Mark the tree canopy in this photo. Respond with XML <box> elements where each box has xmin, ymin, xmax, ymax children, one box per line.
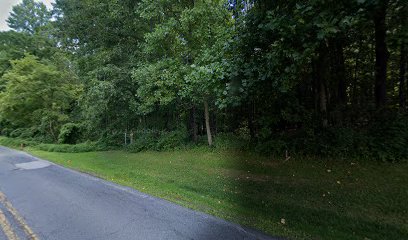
<box><xmin>7</xmin><ymin>0</ymin><xmax>52</xmax><ymax>34</ymax></box>
<box><xmin>0</xmin><ymin>0</ymin><xmax>407</xmax><ymax>160</ymax></box>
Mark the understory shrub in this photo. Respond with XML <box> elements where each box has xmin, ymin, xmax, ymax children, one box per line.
<box><xmin>255</xmin><ymin>114</ymin><xmax>408</xmax><ymax>162</ymax></box>
<box><xmin>213</xmin><ymin>133</ymin><xmax>251</xmax><ymax>150</ymax></box>
<box><xmin>126</xmin><ymin>128</ymin><xmax>188</xmax><ymax>152</ymax></box>
<box><xmin>255</xmin><ymin>139</ymin><xmax>287</xmax><ymax>155</ymax></box>
<box><xmin>156</xmin><ymin>128</ymin><xmax>189</xmax><ymax>150</ymax></box>
<box><xmin>1</xmin><ymin>128</ymin><xmax>12</xmax><ymax>137</ymax></box>
<box><xmin>0</xmin><ymin>136</ymin><xmax>39</xmax><ymax>148</ymax></box>
<box><xmin>366</xmin><ymin>114</ymin><xmax>408</xmax><ymax>162</ymax></box>
<box><xmin>36</xmin><ymin>141</ymin><xmax>106</xmax><ymax>153</ymax></box>
<box><xmin>58</xmin><ymin>123</ymin><xmax>82</xmax><ymax>144</ymax></box>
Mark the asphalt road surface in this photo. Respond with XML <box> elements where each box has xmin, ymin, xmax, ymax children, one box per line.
<box><xmin>0</xmin><ymin>146</ymin><xmax>276</xmax><ymax>240</ymax></box>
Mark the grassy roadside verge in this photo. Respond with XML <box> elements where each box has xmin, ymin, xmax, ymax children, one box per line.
<box><xmin>1</xmin><ymin>137</ymin><xmax>407</xmax><ymax>239</ymax></box>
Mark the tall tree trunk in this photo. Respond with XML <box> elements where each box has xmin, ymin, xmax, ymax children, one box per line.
<box><xmin>329</xmin><ymin>38</ymin><xmax>347</xmax><ymax>124</ymax></box>
<box><xmin>335</xmin><ymin>39</ymin><xmax>347</xmax><ymax>106</ymax></box>
<box><xmin>399</xmin><ymin>42</ymin><xmax>407</xmax><ymax>109</ymax></box>
<box><xmin>204</xmin><ymin>100</ymin><xmax>213</xmax><ymax>146</ymax></box>
<box><xmin>316</xmin><ymin>44</ymin><xmax>330</xmax><ymax>127</ymax></box>
<box><xmin>319</xmin><ymin>79</ymin><xmax>328</xmax><ymax>127</ymax></box>
<box><xmin>374</xmin><ymin>0</ymin><xmax>389</xmax><ymax>108</ymax></box>
<box><xmin>248</xmin><ymin>101</ymin><xmax>256</xmax><ymax>141</ymax></box>
<box><xmin>189</xmin><ymin>106</ymin><xmax>198</xmax><ymax>142</ymax></box>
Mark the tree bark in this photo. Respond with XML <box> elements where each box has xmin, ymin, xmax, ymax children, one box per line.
<box><xmin>335</xmin><ymin>39</ymin><xmax>347</xmax><ymax>106</ymax></box>
<box><xmin>319</xmin><ymin>79</ymin><xmax>328</xmax><ymax>127</ymax></box>
<box><xmin>374</xmin><ymin>0</ymin><xmax>389</xmax><ymax>108</ymax></box>
<box><xmin>316</xmin><ymin>44</ymin><xmax>330</xmax><ymax>127</ymax></box>
<box><xmin>204</xmin><ymin>100</ymin><xmax>213</xmax><ymax>146</ymax></box>
<box><xmin>189</xmin><ymin>106</ymin><xmax>198</xmax><ymax>142</ymax></box>
<box><xmin>248</xmin><ymin>101</ymin><xmax>256</xmax><ymax>140</ymax></box>
<box><xmin>399</xmin><ymin>41</ymin><xmax>407</xmax><ymax>109</ymax></box>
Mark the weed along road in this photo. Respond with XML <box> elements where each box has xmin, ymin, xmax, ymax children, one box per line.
<box><xmin>0</xmin><ymin>147</ymin><xmax>275</xmax><ymax>240</ymax></box>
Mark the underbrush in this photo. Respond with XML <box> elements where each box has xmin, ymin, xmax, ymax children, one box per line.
<box><xmin>125</xmin><ymin>128</ymin><xmax>189</xmax><ymax>152</ymax></box>
<box><xmin>0</xmin><ymin>136</ymin><xmax>39</xmax><ymax>148</ymax></box>
<box><xmin>0</xmin><ymin>136</ymin><xmax>107</xmax><ymax>153</ymax></box>
<box><xmin>2</xmin><ymin>114</ymin><xmax>408</xmax><ymax>161</ymax></box>
<box><xmin>35</xmin><ymin>142</ymin><xmax>108</xmax><ymax>153</ymax></box>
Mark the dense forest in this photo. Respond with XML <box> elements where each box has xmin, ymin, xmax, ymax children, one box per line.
<box><xmin>0</xmin><ymin>0</ymin><xmax>407</xmax><ymax>160</ymax></box>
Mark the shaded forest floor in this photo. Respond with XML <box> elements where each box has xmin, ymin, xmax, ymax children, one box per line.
<box><xmin>17</xmin><ymin>147</ymin><xmax>407</xmax><ymax>240</ymax></box>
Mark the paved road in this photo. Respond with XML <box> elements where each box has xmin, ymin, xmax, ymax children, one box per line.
<box><xmin>0</xmin><ymin>146</ymin><xmax>276</xmax><ymax>240</ymax></box>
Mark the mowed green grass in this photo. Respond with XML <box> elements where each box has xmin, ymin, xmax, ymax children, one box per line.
<box><xmin>27</xmin><ymin>148</ymin><xmax>408</xmax><ymax>240</ymax></box>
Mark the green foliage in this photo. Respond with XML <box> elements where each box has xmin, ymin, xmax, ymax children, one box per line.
<box><xmin>132</xmin><ymin>59</ymin><xmax>184</xmax><ymax>114</ymax></box>
<box><xmin>255</xmin><ymin>116</ymin><xmax>408</xmax><ymax>161</ymax></box>
<box><xmin>0</xmin><ymin>128</ymin><xmax>12</xmax><ymax>137</ymax></box>
<box><xmin>156</xmin><ymin>128</ymin><xmax>189</xmax><ymax>150</ymax></box>
<box><xmin>126</xmin><ymin>128</ymin><xmax>189</xmax><ymax>152</ymax></box>
<box><xmin>212</xmin><ymin>133</ymin><xmax>250</xmax><ymax>150</ymax></box>
<box><xmin>35</xmin><ymin>142</ymin><xmax>105</xmax><ymax>153</ymax></box>
<box><xmin>58</xmin><ymin>123</ymin><xmax>82</xmax><ymax>144</ymax></box>
<box><xmin>0</xmin><ymin>54</ymin><xmax>80</xmax><ymax>140</ymax></box>
<box><xmin>255</xmin><ymin>139</ymin><xmax>288</xmax><ymax>156</ymax></box>
<box><xmin>7</xmin><ymin>0</ymin><xmax>52</xmax><ymax>34</ymax></box>
<box><xmin>0</xmin><ymin>136</ymin><xmax>39</xmax><ymax>148</ymax></box>
<box><xmin>9</xmin><ymin>128</ymin><xmax>38</xmax><ymax>139</ymax></box>
<box><xmin>1</xmin><ymin>0</ymin><xmax>407</xmax><ymax>163</ymax></box>
<box><xmin>367</xmin><ymin>113</ymin><xmax>408</xmax><ymax>161</ymax></box>
<box><xmin>126</xmin><ymin>130</ymin><xmax>157</xmax><ymax>152</ymax></box>
<box><xmin>54</xmin><ymin>0</ymin><xmax>144</xmax><ymax>133</ymax></box>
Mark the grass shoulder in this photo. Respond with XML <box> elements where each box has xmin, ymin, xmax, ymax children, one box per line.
<box><xmin>13</xmin><ymin>145</ymin><xmax>406</xmax><ymax>240</ymax></box>
<box><xmin>1</xmin><ymin>136</ymin><xmax>407</xmax><ymax>239</ymax></box>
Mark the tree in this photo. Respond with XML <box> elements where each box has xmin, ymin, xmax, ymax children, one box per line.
<box><xmin>0</xmin><ymin>55</ymin><xmax>80</xmax><ymax>139</ymax></box>
<box><xmin>7</xmin><ymin>0</ymin><xmax>52</xmax><ymax>34</ymax></box>
<box><xmin>135</xmin><ymin>0</ymin><xmax>231</xmax><ymax>146</ymax></box>
<box><xmin>373</xmin><ymin>0</ymin><xmax>390</xmax><ymax>108</ymax></box>
<box><xmin>54</xmin><ymin>0</ymin><xmax>147</xmax><ymax>139</ymax></box>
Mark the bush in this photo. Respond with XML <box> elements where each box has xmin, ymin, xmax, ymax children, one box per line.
<box><xmin>255</xmin><ymin>139</ymin><xmax>287</xmax><ymax>155</ymax></box>
<box><xmin>253</xmin><ymin>113</ymin><xmax>408</xmax><ymax>162</ymax></box>
<box><xmin>97</xmin><ymin>131</ymin><xmax>125</xmax><ymax>147</ymax></box>
<box><xmin>8</xmin><ymin>128</ymin><xmax>38</xmax><ymax>139</ymax></box>
<box><xmin>19</xmin><ymin>128</ymin><xmax>39</xmax><ymax>139</ymax></box>
<box><xmin>291</xmin><ymin>127</ymin><xmax>364</xmax><ymax>157</ymax></box>
<box><xmin>126</xmin><ymin>130</ymin><xmax>157</xmax><ymax>152</ymax></box>
<box><xmin>156</xmin><ymin>128</ymin><xmax>188</xmax><ymax>150</ymax></box>
<box><xmin>366</xmin><ymin>114</ymin><xmax>408</xmax><ymax>162</ymax></box>
<box><xmin>9</xmin><ymin>129</ymin><xmax>26</xmax><ymax>138</ymax></box>
<box><xmin>126</xmin><ymin>128</ymin><xmax>189</xmax><ymax>152</ymax></box>
<box><xmin>58</xmin><ymin>123</ymin><xmax>82</xmax><ymax>144</ymax></box>
<box><xmin>213</xmin><ymin>133</ymin><xmax>250</xmax><ymax>150</ymax></box>
<box><xmin>1</xmin><ymin>128</ymin><xmax>12</xmax><ymax>137</ymax></box>
<box><xmin>36</xmin><ymin>141</ymin><xmax>106</xmax><ymax>153</ymax></box>
<box><xmin>0</xmin><ymin>136</ymin><xmax>39</xmax><ymax>148</ymax></box>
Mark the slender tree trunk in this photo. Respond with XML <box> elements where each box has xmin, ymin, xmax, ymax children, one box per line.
<box><xmin>374</xmin><ymin>0</ymin><xmax>389</xmax><ymax>108</ymax></box>
<box><xmin>351</xmin><ymin>38</ymin><xmax>362</xmax><ymax>108</ymax></box>
<box><xmin>399</xmin><ymin>42</ymin><xmax>407</xmax><ymax>109</ymax></box>
<box><xmin>189</xmin><ymin>106</ymin><xmax>198</xmax><ymax>142</ymax></box>
<box><xmin>204</xmin><ymin>100</ymin><xmax>213</xmax><ymax>146</ymax></box>
<box><xmin>319</xmin><ymin>79</ymin><xmax>328</xmax><ymax>127</ymax></box>
<box><xmin>336</xmin><ymin>40</ymin><xmax>347</xmax><ymax>106</ymax></box>
<box><xmin>248</xmin><ymin>101</ymin><xmax>256</xmax><ymax>140</ymax></box>
<box><xmin>329</xmin><ymin>38</ymin><xmax>347</xmax><ymax>124</ymax></box>
<box><xmin>316</xmin><ymin>44</ymin><xmax>330</xmax><ymax>127</ymax></box>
